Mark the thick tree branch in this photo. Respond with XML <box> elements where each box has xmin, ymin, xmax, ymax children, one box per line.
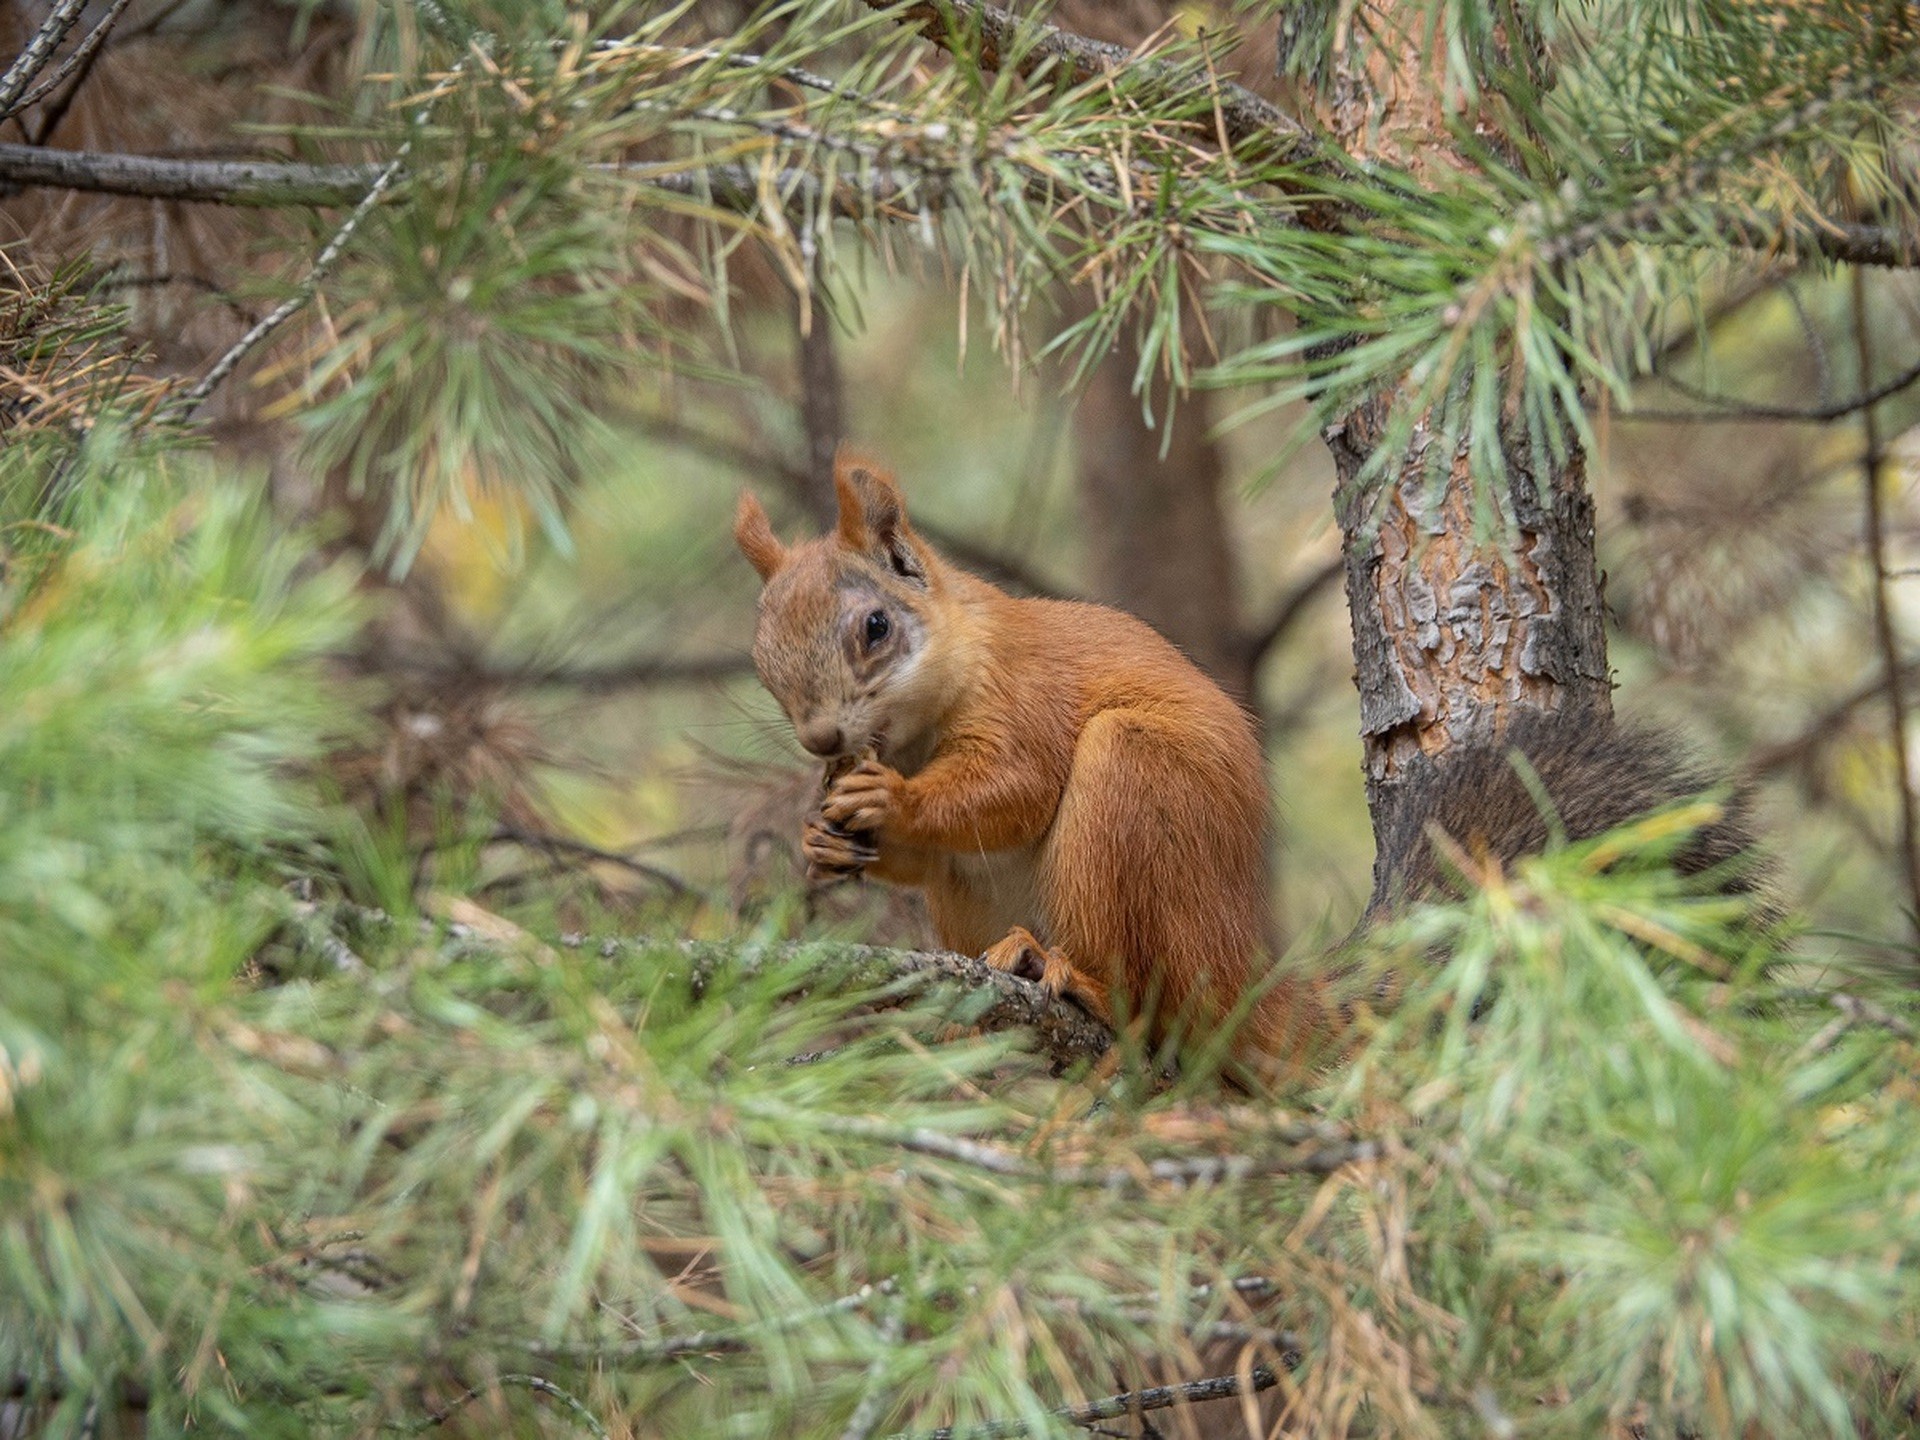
<box><xmin>865</xmin><ymin>0</ymin><xmax>1316</xmax><ymax>162</ymax></box>
<box><xmin>669</xmin><ymin>938</ymin><xmax>1117</xmax><ymax>1067</ymax></box>
<box><xmin>0</xmin><ymin>141</ymin><xmax>385</xmax><ymax>205</ymax></box>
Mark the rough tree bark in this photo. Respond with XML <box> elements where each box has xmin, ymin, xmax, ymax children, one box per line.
<box><xmin>1327</xmin><ymin>406</ymin><xmax>1613</xmax><ymax>900</ymax></box>
<box><xmin>1311</xmin><ymin>13</ymin><xmax>1614</xmax><ymax>899</ymax></box>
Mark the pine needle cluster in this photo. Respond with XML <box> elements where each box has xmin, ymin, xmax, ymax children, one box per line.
<box><xmin>262</xmin><ymin>0</ymin><xmax>1920</xmax><ymax>540</ymax></box>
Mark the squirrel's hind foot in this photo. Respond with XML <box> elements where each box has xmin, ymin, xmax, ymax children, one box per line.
<box><xmin>983</xmin><ymin>926</ymin><xmax>1112</xmax><ymax>1024</ymax></box>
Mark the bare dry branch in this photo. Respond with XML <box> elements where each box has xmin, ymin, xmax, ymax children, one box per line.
<box><xmin>0</xmin><ymin>141</ymin><xmax>385</xmax><ymax>205</ymax></box>
<box><xmin>897</xmin><ymin>1365</ymin><xmax>1280</xmax><ymax>1440</ymax></box>
<box><xmin>1625</xmin><ymin>352</ymin><xmax>1920</xmax><ymax>424</ymax></box>
<box><xmin>423</xmin><ymin>1374</ymin><xmax>607</xmax><ymax>1436</ymax></box>
<box><xmin>0</xmin><ymin>0</ymin><xmax>89</xmax><ymax>117</ymax></box>
<box><xmin>1245</xmin><ymin>555</ymin><xmax>1345</xmax><ymax>666</ymax></box>
<box><xmin>172</xmin><ymin>150</ymin><xmax>410</xmax><ymax>418</ymax></box>
<box><xmin>803</xmin><ymin>1110</ymin><xmax>1381</xmax><ymax>1187</ymax></box>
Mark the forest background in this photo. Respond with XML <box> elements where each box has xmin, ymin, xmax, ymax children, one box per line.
<box><xmin>6</xmin><ymin>0</ymin><xmax>1920</xmax><ymax>1437</ymax></box>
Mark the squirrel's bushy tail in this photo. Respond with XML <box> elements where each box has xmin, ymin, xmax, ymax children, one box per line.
<box><xmin>1365</xmin><ymin>715</ymin><xmax>1761</xmax><ymax>920</ymax></box>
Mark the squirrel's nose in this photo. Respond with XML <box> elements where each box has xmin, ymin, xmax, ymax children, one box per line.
<box><xmin>797</xmin><ymin>720</ymin><xmax>846</xmax><ymax>758</ymax></box>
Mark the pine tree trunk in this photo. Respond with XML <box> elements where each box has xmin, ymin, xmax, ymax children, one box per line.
<box><xmin>1308</xmin><ymin>11</ymin><xmax>1612</xmax><ymax>897</ymax></box>
<box><xmin>1326</xmin><ymin>397</ymin><xmax>1614</xmax><ymax>901</ymax></box>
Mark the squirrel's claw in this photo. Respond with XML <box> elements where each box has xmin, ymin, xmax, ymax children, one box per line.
<box><xmin>982</xmin><ymin>926</ymin><xmax>1112</xmax><ymax>1024</ymax></box>
<box><xmin>803</xmin><ymin>816</ymin><xmax>877</xmax><ymax>881</ymax></box>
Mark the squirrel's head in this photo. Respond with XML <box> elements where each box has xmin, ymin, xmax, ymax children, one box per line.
<box><xmin>734</xmin><ymin>453</ymin><xmax>952</xmax><ymax>764</ymax></box>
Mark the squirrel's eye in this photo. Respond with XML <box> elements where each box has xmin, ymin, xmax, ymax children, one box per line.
<box><xmin>864</xmin><ymin>610</ymin><xmax>891</xmax><ymax>647</ymax></box>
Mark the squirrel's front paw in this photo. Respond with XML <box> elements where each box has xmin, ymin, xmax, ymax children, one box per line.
<box><xmin>820</xmin><ymin>757</ymin><xmax>901</xmax><ymax>835</ymax></box>
<box><xmin>802</xmin><ymin>816</ymin><xmax>877</xmax><ymax>882</ymax></box>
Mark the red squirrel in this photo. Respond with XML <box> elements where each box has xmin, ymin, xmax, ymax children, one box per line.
<box><xmin>734</xmin><ymin>453</ymin><xmax>1759</xmax><ymax>1066</ymax></box>
<box><xmin>733</xmin><ymin>454</ymin><xmax>1317</xmax><ymax>1061</ymax></box>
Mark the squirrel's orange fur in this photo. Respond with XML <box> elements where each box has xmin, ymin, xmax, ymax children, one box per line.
<box><xmin>735</xmin><ymin>454</ymin><xmax>1317</xmax><ymax>1063</ymax></box>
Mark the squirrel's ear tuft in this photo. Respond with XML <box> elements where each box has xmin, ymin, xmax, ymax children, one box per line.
<box><xmin>733</xmin><ymin>491</ymin><xmax>787</xmax><ymax>582</ymax></box>
<box><xmin>834</xmin><ymin>449</ymin><xmax>930</xmax><ymax>587</ymax></box>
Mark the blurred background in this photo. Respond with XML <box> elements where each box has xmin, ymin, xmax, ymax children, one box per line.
<box><xmin>5</xmin><ymin>0</ymin><xmax>1917</xmax><ymax>956</ymax></box>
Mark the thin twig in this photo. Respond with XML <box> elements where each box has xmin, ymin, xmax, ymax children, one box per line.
<box><xmin>893</xmin><ymin>1366</ymin><xmax>1279</xmax><ymax>1440</ymax></box>
<box><xmin>421</xmin><ymin>1374</ymin><xmax>607</xmax><ymax>1436</ymax></box>
<box><xmin>1244</xmin><ymin>555</ymin><xmax>1345</xmax><ymax>665</ymax></box>
<box><xmin>1041</xmin><ymin>1282</ymin><xmax>1304</xmax><ymax>1359</ymax></box>
<box><xmin>630</xmin><ymin>412</ymin><xmax>1067</xmax><ymax>596</ymax></box>
<box><xmin>1853</xmin><ymin>267</ymin><xmax>1920</xmax><ymax>943</ymax></box>
<box><xmin>624</xmin><ymin>158</ymin><xmax>940</xmax><ymax>217</ymax></box>
<box><xmin>114</xmin><ymin>0</ymin><xmax>196</xmax><ymax>43</ymax></box>
<box><xmin>286</xmin><ymin>901</ymin><xmax>370</xmax><ymax>975</ymax></box>
<box><xmin>1783</xmin><ymin>280</ymin><xmax>1833</xmax><ymax>410</ymax></box>
<box><xmin>463</xmin><ymin>651</ymin><xmax>757</xmax><ymax>692</ymax></box>
<box><xmin>794</xmin><ymin>1110</ymin><xmax>1381</xmax><ymax>1187</ymax></box>
<box><xmin>526</xmin><ymin>1280</ymin><xmax>895</xmax><ymax>1366</ymax></box>
<box><xmin>169</xmin><ymin>149</ymin><xmax>409</xmax><ymax>419</ymax></box>
<box><xmin>489</xmin><ymin>825</ymin><xmax>698</xmax><ymax>899</ymax></box>
<box><xmin>840</xmin><ymin>1306</ymin><xmax>908</xmax><ymax>1440</ymax></box>
<box><xmin>1747</xmin><ymin>657</ymin><xmax>1920</xmax><ymax>777</ymax></box>
<box><xmin>601</xmin><ymin>40</ymin><xmax>849</xmax><ymax>104</ymax></box>
<box><xmin>1623</xmin><ymin>352</ymin><xmax>1920</xmax><ymax>425</ymax></box>
<box><xmin>1825</xmin><ymin>989</ymin><xmax>1918</xmax><ymax>1040</ymax></box>
<box><xmin>0</xmin><ymin>0</ymin><xmax>90</xmax><ymax>117</ymax></box>
<box><xmin>1785</xmin><ymin>987</ymin><xmax>1920</xmax><ymax>1056</ymax></box>
<box><xmin>4</xmin><ymin>0</ymin><xmax>135</xmax><ymax>118</ymax></box>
